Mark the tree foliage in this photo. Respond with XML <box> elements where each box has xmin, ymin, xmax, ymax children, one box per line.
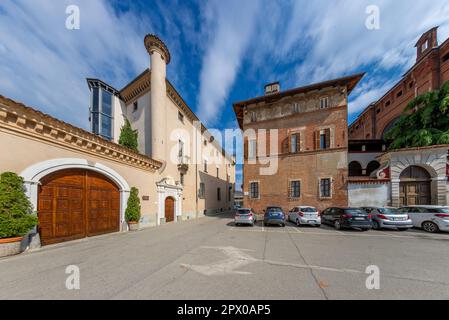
<box><xmin>0</xmin><ymin>172</ymin><xmax>38</xmax><ymax>238</ymax></box>
<box><xmin>384</xmin><ymin>80</ymin><xmax>449</xmax><ymax>150</ymax></box>
<box><xmin>125</xmin><ymin>187</ymin><xmax>141</xmax><ymax>223</ymax></box>
<box><xmin>118</xmin><ymin>119</ymin><xmax>138</xmax><ymax>151</ymax></box>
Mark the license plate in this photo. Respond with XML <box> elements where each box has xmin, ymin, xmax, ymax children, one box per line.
<box><xmin>307</xmin><ymin>220</ymin><xmax>316</xmax><ymax>224</ymax></box>
<box><xmin>354</xmin><ymin>217</ymin><xmax>365</xmax><ymax>221</ymax></box>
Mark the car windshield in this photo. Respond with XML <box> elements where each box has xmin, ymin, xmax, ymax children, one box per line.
<box><xmin>428</xmin><ymin>208</ymin><xmax>449</xmax><ymax>213</ymax></box>
<box><xmin>237</xmin><ymin>209</ymin><xmax>251</xmax><ymax>215</ymax></box>
<box><xmin>378</xmin><ymin>208</ymin><xmax>400</xmax><ymax>215</ymax></box>
<box><xmin>267</xmin><ymin>207</ymin><xmax>282</xmax><ymax>212</ymax></box>
<box><xmin>301</xmin><ymin>207</ymin><xmax>317</xmax><ymax>212</ymax></box>
<box><xmin>344</xmin><ymin>209</ymin><xmax>365</xmax><ymax>215</ymax></box>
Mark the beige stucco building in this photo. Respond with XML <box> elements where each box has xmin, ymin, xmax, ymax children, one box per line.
<box><xmin>0</xmin><ymin>35</ymin><xmax>235</xmax><ymax>248</ymax></box>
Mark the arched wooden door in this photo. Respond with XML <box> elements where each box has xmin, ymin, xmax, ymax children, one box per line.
<box><xmin>165</xmin><ymin>197</ymin><xmax>175</xmax><ymax>223</ymax></box>
<box><xmin>38</xmin><ymin>169</ymin><xmax>120</xmax><ymax>245</ymax></box>
<box><xmin>399</xmin><ymin>166</ymin><xmax>431</xmax><ymax>206</ymax></box>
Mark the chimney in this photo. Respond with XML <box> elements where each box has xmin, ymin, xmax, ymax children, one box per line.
<box><xmin>415</xmin><ymin>27</ymin><xmax>438</xmax><ymax>61</ymax></box>
<box><xmin>264</xmin><ymin>82</ymin><xmax>280</xmax><ymax>95</ymax></box>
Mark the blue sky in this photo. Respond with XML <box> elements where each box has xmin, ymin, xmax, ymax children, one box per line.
<box><xmin>1</xmin><ymin>0</ymin><xmax>449</xmax><ymax>189</ymax></box>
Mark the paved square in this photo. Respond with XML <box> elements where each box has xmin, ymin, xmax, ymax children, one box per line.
<box><xmin>1</xmin><ymin>213</ymin><xmax>449</xmax><ymax>299</ymax></box>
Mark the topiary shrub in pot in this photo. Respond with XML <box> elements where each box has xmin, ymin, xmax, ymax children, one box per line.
<box><xmin>125</xmin><ymin>187</ymin><xmax>141</xmax><ymax>231</ymax></box>
<box><xmin>0</xmin><ymin>172</ymin><xmax>38</xmax><ymax>257</ymax></box>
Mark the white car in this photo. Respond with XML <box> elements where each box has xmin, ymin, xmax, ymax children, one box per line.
<box><xmin>399</xmin><ymin>206</ymin><xmax>449</xmax><ymax>233</ymax></box>
<box><xmin>288</xmin><ymin>206</ymin><xmax>321</xmax><ymax>227</ymax></box>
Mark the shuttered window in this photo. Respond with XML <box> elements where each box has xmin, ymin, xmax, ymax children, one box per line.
<box><xmin>320</xmin><ymin>178</ymin><xmax>331</xmax><ymax>198</ymax></box>
<box><xmin>290</xmin><ymin>133</ymin><xmax>300</xmax><ymax>153</ymax></box>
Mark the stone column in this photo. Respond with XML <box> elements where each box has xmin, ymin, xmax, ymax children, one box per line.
<box><xmin>144</xmin><ymin>35</ymin><xmax>171</xmax><ymax>165</ymax></box>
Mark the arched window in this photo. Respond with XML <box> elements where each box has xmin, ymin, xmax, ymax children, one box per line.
<box><xmin>348</xmin><ymin>161</ymin><xmax>363</xmax><ymax>176</ymax></box>
<box><xmin>366</xmin><ymin>161</ymin><xmax>381</xmax><ymax>176</ymax></box>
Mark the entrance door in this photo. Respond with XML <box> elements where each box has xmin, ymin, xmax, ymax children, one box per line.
<box><xmin>38</xmin><ymin>169</ymin><xmax>120</xmax><ymax>245</ymax></box>
<box><xmin>399</xmin><ymin>166</ymin><xmax>431</xmax><ymax>206</ymax></box>
<box><xmin>165</xmin><ymin>197</ymin><xmax>175</xmax><ymax>223</ymax></box>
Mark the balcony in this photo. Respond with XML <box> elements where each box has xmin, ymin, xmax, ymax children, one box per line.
<box><xmin>177</xmin><ymin>155</ymin><xmax>190</xmax><ymax>173</ymax></box>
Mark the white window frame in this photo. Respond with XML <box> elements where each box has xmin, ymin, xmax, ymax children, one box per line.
<box><xmin>320</xmin><ymin>97</ymin><xmax>329</xmax><ymax>109</ymax></box>
<box><xmin>248</xmin><ymin>139</ymin><xmax>257</xmax><ymax>159</ymax></box>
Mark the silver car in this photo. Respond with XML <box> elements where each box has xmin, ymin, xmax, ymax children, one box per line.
<box><xmin>288</xmin><ymin>206</ymin><xmax>321</xmax><ymax>227</ymax></box>
<box><xmin>234</xmin><ymin>208</ymin><xmax>257</xmax><ymax>226</ymax></box>
<box><xmin>361</xmin><ymin>207</ymin><xmax>413</xmax><ymax>231</ymax></box>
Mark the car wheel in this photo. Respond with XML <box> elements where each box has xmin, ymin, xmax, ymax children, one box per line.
<box><xmin>372</xmin><ymin>220</ymin><xmax>380</xmax><ymax>230</ymax></box>
<box><xmin>315</xmin><ymin>224</ymin><xmax>321</xmax><ymax>228</ymax></box>
<box><xmin>397</xmin><ymin>228</ymin><xmax>408</xmax><ymax>232</ymax></box>
<box><xmin>360</xmin><ymin>228</ymin><xmax>369</xmax><ymax>232</ymax></box>
<box><xmin>422</xmin><ymin>221</ymin><xmax>439</xmax><ymax>233</ymax></box>
<box><xmin>334</xmin><ymin>220</ymin><xmax>341</xmax><ymax>230</ymax></box>
<box><xmin>281</xmin><ymin>223</ymin><xmax>286</xmax><ymax>227</ymax></box>
<box><xmin>296</xmin><ymin>219</ymin><xmax>301</xmax><ymax>227</ymax></box>
<box><xmin>235</xmin><ymin>223</ymin><xmax>239</xmax><ymax>226</ymax></box>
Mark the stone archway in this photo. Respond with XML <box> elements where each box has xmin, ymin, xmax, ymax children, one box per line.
<box><xmin>156</xmin><ymin>177</ymin><xmax>183</xmax><ymax>225</ymax></box>
<box><xmin>399</xmin><ymin>166</ymin><xmax>431</xmax><ymax>206</ymax></box>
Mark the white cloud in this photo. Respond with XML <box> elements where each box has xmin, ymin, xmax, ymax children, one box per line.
<box><xmin>0</xmin><ymin>0</ymin><xmax>151</xmax><ymax>129</ymax></box>
<box><xmin>197</xmin><ymin>0</ymin><xmax>261</xmax><ymax>125</ymax></box>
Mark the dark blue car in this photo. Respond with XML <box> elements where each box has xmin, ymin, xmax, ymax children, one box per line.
<box><xmin>263</xmin><ymin>206</ymin><xmax>286</xmax><ymax>227</ymax></box>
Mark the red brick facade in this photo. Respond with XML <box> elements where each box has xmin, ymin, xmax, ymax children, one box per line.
<box><xmin>349</xmin><ymin>27</ymin><xmax>449</xmax><ymax>140</ymax></box>
<box><xmin>233</xmin><ymin>74</ymin><xmax>364</xmax><ymax>214</ymax></box>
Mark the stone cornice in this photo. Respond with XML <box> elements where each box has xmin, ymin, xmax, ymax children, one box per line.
<box><xmin>120</xmin><ymin>70</ymin><xmax>152</xmax><ymax>104</ymax></box>
<box><xmin>0</xmin><ymin>95</ymin><xmax>162</xmax><ymax>172</ymax></box>
<box><xmin>144</xmin><ymin>34</ymin><xmax>171</xmax><ymax>64</ymax></box>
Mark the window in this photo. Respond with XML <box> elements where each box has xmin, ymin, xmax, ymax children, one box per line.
<box><xmin>289</xmin><ymin>180</ymin><xmax>301</xmax><ymax>198</ymax></box>
<box><xmin>90</xmin><ymin>87</ymin><xmax>113</xmax><ymax>140</ymax></box>
<box><xmin>249</xmin><ymin>182</ymin><xmax>259</xmax><ymax>199</ymax></box>
<box><xmin>133</xmin><ymin>101</ymin><xmax>138</xmax><ymax>113</ymax></box>
<box><xmin>397</xmin><ymin>90</ymin><xmax>403</xmax><ymax>98</ymax></box>
<box><xmin>443</xmin><ymin>52</ymin><xmax>449</xmax><ymax>63</ymax></box>
<box><xmin>178</xmin><ymin>140</ymin><xmax>184</xmax><ymax>159</ymax></box>
<box><xmin>216</xmin><ymin>167</ymin><xmax>219</xmax><ymax>178</ymax></box>
<box><xmin>376</xmin><ymin>108</ymin><xmax>381</xmax><ymax>114</ymax></box>
<box><xmin>250</xmin><ymin>112</ymin><xmax>256</xmax><ymax>122</ymax></box>
<box><xmin>320</xmin><ymin>97</ymin><xmax>329</xmax><ymax>109</ymax></box>
<box><xmin>178</xmin><ymin>111</ymin><xmax>184</xmax><ymax>123</ymax></box>
<box><xmin>385</xmin><ymin>100</ymin><xmax>391</xmax><ymax>107</ymax></box>
<box><xmin>217</xmin><ymin>188</ymin><xmax>221</xmax><ymax>201</ymax></box>
<box><xmin>180</xmin><ymin>173</ymin><xmax>185</xmax><ymax>185</ymax></box>
<box><xmin>320</xmin><ymin>178</ymin><xmax>331</xmax><ymax>198</ymax></box>
<box><xmin>317</xmin><ymin>129</ymin><xmax>331</xmax><ymax>150</ymax></box>
<box><xmin>204</xmin><ymin>159</ymin><xmax>208</xmax><ymax>173</ymax></box>
<box><xmin>348</xmin><ymin>161</ymin><xmax>363</xmax><ymax>176</ymax></box>
<box><xmin>290</xmin><ymin>133</ymin><xmax>299</xmax><ymax>153</ymax></box>
<box><xmin>199</xmin><ymin>182</ymin><xmax>205</xmax><ymax>198</ymax></box>
<box><xmin>228</xmin><ymin>185</ymin><xmax>232</xmax><ymax>201</ymax></box>
<box><xmin>293</xmin><ymin>103</ymin><xmax>299</xmax><ymax>113</ymax></box>
<box><xmin>421</xmin><ymin>40</ymin><xmax>428</xmax><ymax>52</ymax></box>
<box><xmin>248</xmin><ymin>139</ymin><xmax>257</xmax><ymax>159</ymax></box>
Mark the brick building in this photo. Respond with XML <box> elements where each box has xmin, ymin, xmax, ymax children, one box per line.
<box><xmin>349</xmin><ymin>27</ymin><xmax>449</xmax><ymax>140</ymax></box>
<box><xmin>233</xmin><ymin>74</ymin><xmax>364</xmax><ymax>213</ymax></box>
<box><xmin>347</xmin><ymin>27</ymin><xmax>449</xmax><ymax>207</ymax></box>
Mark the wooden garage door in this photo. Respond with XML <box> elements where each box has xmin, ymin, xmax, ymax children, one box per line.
<box><xmin>38</xmin><ymin>169</ymin><xmax>120</xmax><ymax>245</ymax></box>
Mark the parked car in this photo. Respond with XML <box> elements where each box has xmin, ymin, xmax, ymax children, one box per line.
<box><xmin>361</xmin><ymin>207</ymin><xmax>413</xmax><ymax>231</ymax></box>
<box><xmin>288</xmin><ymin>206</ymin><xmax>321</xmax><ymax>227</ymax></box>
<box><xmin>321</xmin><ymin>207</ymin><xmax>372</xmax><ymax>231</ymax></box>
<box><xmin>263</xmin><ymin>206</ymin><xmax>285</xmax><ymax>227</ymax></box>
<box><xmin>234</xmin><ymin>208</ymin><xmax>256</xmax><ymax>226</ymax></box>
<box><xmin>398</xmin><ymin>206</ymin><xmax>449</xmax><ymax>233</ymax></box>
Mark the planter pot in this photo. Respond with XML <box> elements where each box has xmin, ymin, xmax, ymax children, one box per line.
<box><xmin>0</xmin><ymin>237</ymin><xmax>24</xmax><ymax>258</ymax></box>
<box><xmin>128</xmin><ymin>222</ymin><xmax>139</xmax><ymax>231</ymax></box>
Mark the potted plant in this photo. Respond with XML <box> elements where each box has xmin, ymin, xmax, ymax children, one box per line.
<box><xmin>125</xmin><ymin>187</ymin><xmax>141</xmax><ymax>231</ymax></box>
<box><xmin>0</xmin><ymin>172</ymin><xmax>38</xmax><ymax>257</ymax></box>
